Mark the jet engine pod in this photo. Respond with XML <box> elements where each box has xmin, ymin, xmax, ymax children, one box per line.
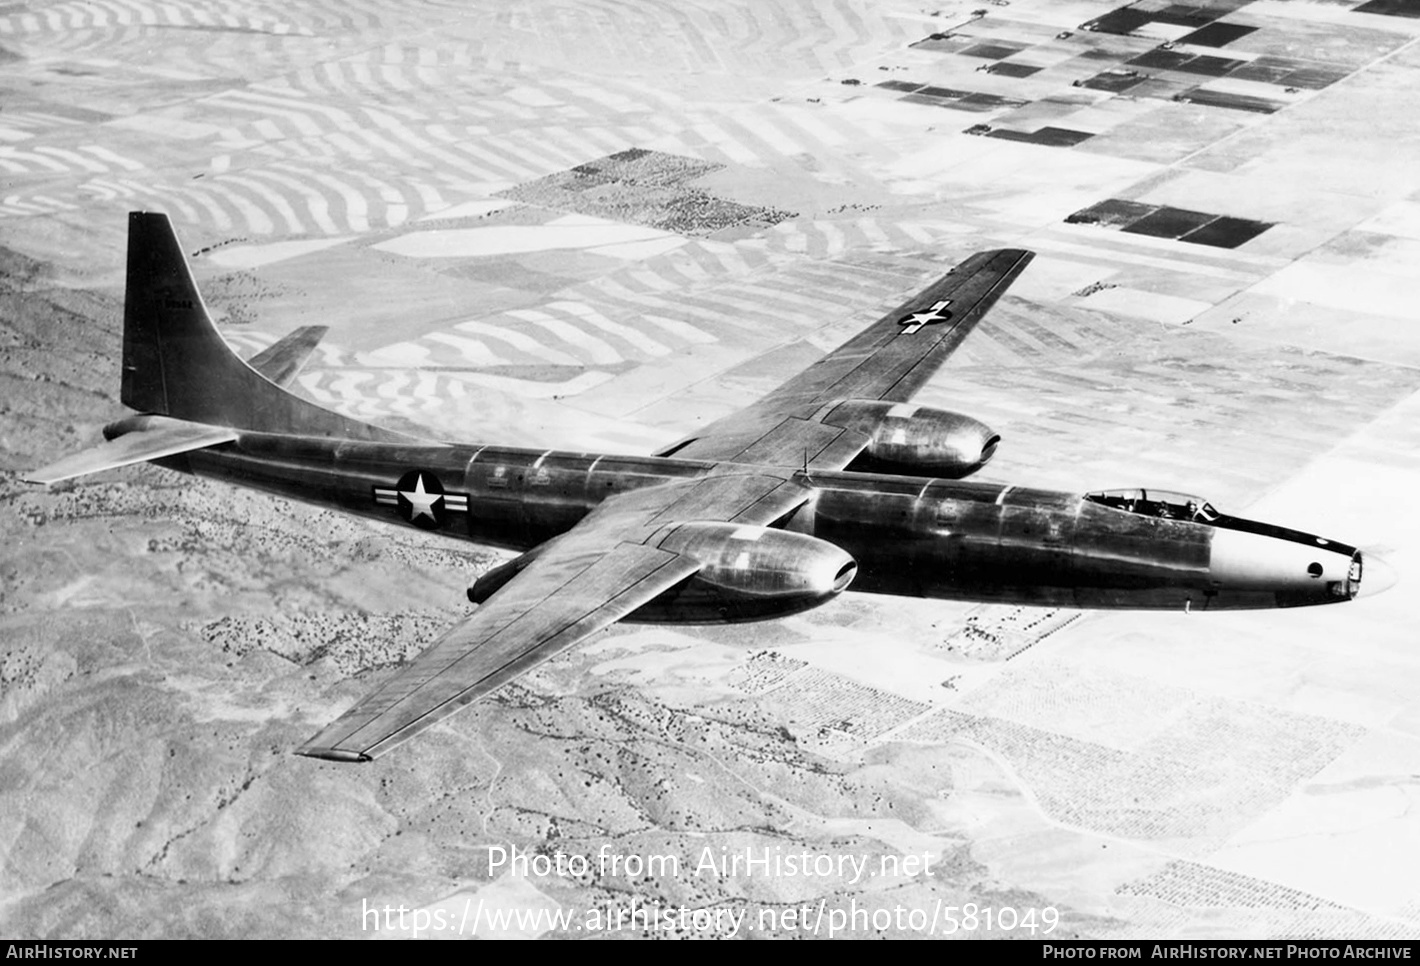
<box><xmin>828</xmin><ymin>399</ymin><xmax>999</xmax><ymax>478</ymax></box>
<box><xmin>628</xmin><ymin>521</ymin><xmax>858</xmax><ymax>624</ymax></box>
<box><xmin>468</xmin><ymin>548</ymin><xmax>539</xmax><ymax>604</ymax></box>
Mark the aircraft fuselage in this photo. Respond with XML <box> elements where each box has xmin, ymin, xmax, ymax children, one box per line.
<box><xmin>155</xmin><ymin>429</ymin><xmax>1365</xmax><ymax>612</ymax></box>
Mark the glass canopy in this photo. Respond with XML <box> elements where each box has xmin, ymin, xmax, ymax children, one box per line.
<box><xmin>1085</xmin><ymin>488</ymin><xmax>1219</xmax><ymax>522</ymax></box>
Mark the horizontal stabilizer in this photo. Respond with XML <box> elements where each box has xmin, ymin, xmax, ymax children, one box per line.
<box><xmin>24</xmin><ymin>417</ymin><xmax>238</xmax><ymax>485</ymax></box>
<box><xmin>247</xmin><ymin>326</ymin><xmax>328</xmax><ymax>388</ymax></box>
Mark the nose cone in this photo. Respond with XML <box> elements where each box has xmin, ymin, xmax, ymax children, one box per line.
<box><xmin>1356</xmin><ymin>551</ymin><xmax>1398</xmax><ymax>599</ymax></box>
<box><xmin>1208</xmin><ymin>528</ymin><xmax>1360</xmax><ymax>607</ymax></box>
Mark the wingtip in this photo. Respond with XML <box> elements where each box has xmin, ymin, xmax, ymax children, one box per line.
<box><xmin>23</xmin><ymin>460</ymin><xmax>99</xmax><ymax>486</ymax></box>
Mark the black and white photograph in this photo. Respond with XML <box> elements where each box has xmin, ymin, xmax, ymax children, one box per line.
<box><xmin>2</xmin><ymin>0</ymin><xmax>1418</xmax><ymax>943</ymax></box>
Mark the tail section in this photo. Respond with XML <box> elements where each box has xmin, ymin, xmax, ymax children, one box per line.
<box><xmin>120</xmin><ymin>211</ymin><xmax>408</xmax><ymax>441</ymax></box>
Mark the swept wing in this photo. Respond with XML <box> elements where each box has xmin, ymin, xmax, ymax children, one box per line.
<box><xmin>298</xmin><ymin>252</ymin><xmax>1033</xmax><ymax>759</ymax></box>
<box><xmin>658</xmin><ymin>248</ymin><xmax>1033</xmax><ymax>469</ymax></box>
<box><xmin>299</xmin><ymin>472</ymin><xmax>810</xmax><ymax>761</ymax></box>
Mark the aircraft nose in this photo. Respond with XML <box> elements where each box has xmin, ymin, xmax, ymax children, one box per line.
<box><xmin>1356</xmin><ymin>551</ymin><xmax>1398</xmax><ymax>599</ymax></box>
<box><xmin>1208</xmin><ymin>527</ymin><xmax>1361</xmax><ymax>606</ymax></box>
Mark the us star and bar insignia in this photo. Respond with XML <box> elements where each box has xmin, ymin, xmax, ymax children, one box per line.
<box><xmin>374</xmin><ymin>469</ymin><xmax>469</xmax><ymax>530</ymax></box>
<box><xmin>898</xmin><ymin>299</ymin><xmax>953</xmax><ymax>334</ymax></box>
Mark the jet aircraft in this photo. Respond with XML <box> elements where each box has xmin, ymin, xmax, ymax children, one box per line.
<box><xmin>26</xmin><ymin>213</ymin><xmax>1392</xmax><ymax>762</ymax></box>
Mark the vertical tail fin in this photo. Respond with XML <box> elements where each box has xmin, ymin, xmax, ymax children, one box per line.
<box><xmin>120</xmin><ymin>212</ymin><xmax>409</xmax><ymax>441</ymax></box>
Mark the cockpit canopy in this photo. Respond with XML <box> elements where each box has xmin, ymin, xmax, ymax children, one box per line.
<box><xmin>1085</xmin><ymin>488</ymin><xmax>1219</xmax><ymax>522</ymax></box>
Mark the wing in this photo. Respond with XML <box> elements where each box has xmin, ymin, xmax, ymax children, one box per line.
<box><xmin>660</xmin><ymin>248</ymin><xmax>1034</xmax><ymax>469</ymax></box>
<box><xmin>298</xmin><ymin>472</ymin><xmax>809</xmax><ymax>761</ymax></box>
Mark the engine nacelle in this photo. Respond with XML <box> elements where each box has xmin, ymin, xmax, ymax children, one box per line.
<box><xmin>469</xmin><ymin>523</ymin><xmax>857</xmax><ymax>624</ymax></box>
<box><xmin>468</xmin><ymin>550</ymin><xmax>537</xmax><ymax>605</ymax></box>
<box><xmin>630</xmin><ymin>522</ymin><xmax>857</xmax><ymax>623</ymax></box>
<box><xmin>827</xmin><ymin>399</ymin><xmax>999</xmax><ymax>479</ymax></box>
